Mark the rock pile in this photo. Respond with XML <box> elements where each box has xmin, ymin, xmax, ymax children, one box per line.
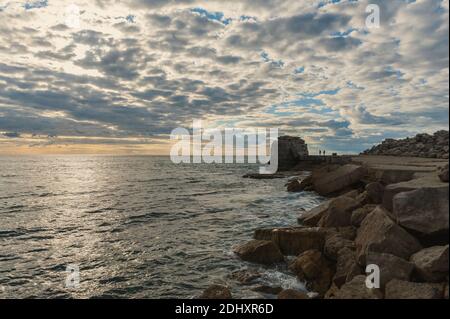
<box><xmin>362</xmin><ymin>130</ymin><xmax>449</xmax><ymax>159</ymax></box>
<box><xmin>231</xmin><ymin>160</ymin><xmax>449</xmax><ymax>299</ymax></box>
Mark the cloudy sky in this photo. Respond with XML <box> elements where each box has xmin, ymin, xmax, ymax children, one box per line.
<box><xmin>0</xmin><ymin>0</ymin><xmax>448</xmax><ymax>155</ymax></box>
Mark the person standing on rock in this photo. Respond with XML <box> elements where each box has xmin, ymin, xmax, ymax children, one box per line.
<box><xmin>319</xmin><ymin>150</ymin><xmax>322</xmax><ymax>156</ymax></box>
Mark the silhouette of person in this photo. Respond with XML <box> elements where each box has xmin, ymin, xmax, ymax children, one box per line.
<box><xmin>319</xmin><ymin>150</ymin><xmax>322</xmax><ymax>156</ymax></box>
<box><xmin>323</xmin><ymin>150</ymin><xmax>326</xmax><ymax>156</ymax></box>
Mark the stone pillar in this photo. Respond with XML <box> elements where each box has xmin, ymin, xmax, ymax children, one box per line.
<box><xmin>277</xmin><ymin>136</ymin><xmax>309</xmax><ymax>171</ymax></box>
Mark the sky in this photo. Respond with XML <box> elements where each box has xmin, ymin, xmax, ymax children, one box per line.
<box><xmin>0</xmin><ymin>0</ymin><xmax>448</xmax><ymax>155</ymax></box>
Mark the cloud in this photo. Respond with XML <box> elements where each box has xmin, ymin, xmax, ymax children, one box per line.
<box><xmin>0</xmin><ymin>0</ymin><xmax>448</xmax><ymax>154</ymax></box>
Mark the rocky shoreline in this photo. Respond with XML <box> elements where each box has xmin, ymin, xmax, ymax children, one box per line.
<box><xmin>201</xmin><ymin>132</ymin><xmax>449</xmax><ymax>299</ymax></box>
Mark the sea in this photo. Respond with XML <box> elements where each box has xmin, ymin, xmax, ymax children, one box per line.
<box><xmin>0</xmin><ymin>156</ymin><xmax>324</xmax><ymax>299</ymax></box>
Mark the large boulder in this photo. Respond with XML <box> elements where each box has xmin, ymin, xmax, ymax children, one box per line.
<box><xmin>355</xmin><ymin>206</ymin><xmax>422</xmax><ymax>264</ymax></box>
<box><xmin>385</xmin><ymin>280</ymin><xmax>444</xmax><ymax>299</ymax></box>
<box><xmin>200</xmin><ymin>285</ymin><xmax>232</xmax><ymax>299</ymax></box>
<box><xmin>312</xmin><ymin>164</ymin><xmax>366</xmax><ymax>196</ymax></box>
<box><xmin>330</xmin><ymin>275</ymin><xmax>383</xmax><ymax>299</ymax></box>
<box><xmin>365</xmin><ymin>182</ymin><xmax>384</xmax><ymax>204</ymax></box>
<box><xmin>289</xmin><ymin>250</ymin><xmax>335</xmax><ymax>296</ymax></box>
<box><xmin>383</xmin><ymin>176</ymin><xmax>448</xmax><ymax>211</ymax></box>
<box><xmin>318</xmin><ymin>196</ymin><xmax>362</xmax><ymax>227</ymax></box>
<box><xmin>438</xmin><ymin>163</ymin><xmax>449</xmax><ymax>182</ymax></box>
<box><xmin>298</xmin><ymin>200</ymin><xmax>331</xmax><ymax>226</ymax></box>
<box><xmin>287</xmin><ymin>176</ymin><xmax>312</xmax><ymax>192</ymax></box>
<box><xmin>333</xmin><ymin>247</ymin><xmax>361</xmax><ymax>288</ymax></box>
<box><xmin>392</xmin><ymin>187</ymin><xmax>449</xmax><ymax>238</ymax></box>
<box><xmin>254</xmin><ymin>227</ymin><xmax>326</xmax><ymax>256</ymax></box>
<box><xmin>410</xmin><ymin>245</ymin><xmax>449</xmax><ymax>283</ymax></box>
<box><xmin>234</xmin><ymin>240</ymin><xmax>284</xmax><ymax>265</ymax></box>
<box><xmin>365</xmin><ymin>253</ymin><xmax>414</xmax><ymax>288</ymax></box>
<box><xmin>351</xmin><ymin>204</ymin><xmax>377</xmax><ymax>227</ymax></box>
<box><xmin>324</xmin><ymin>232</ymin><xmax>355</xmax><ymax>261</ymax></box>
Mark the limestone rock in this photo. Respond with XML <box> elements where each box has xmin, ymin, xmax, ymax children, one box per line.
<box><xmin>312</xmin><ymin>164</ymin><xmax>366</xmax><ymax>196</ymax></box>
<box><xmin>355</xmin><ymin>206</ymin><xmax>422</xmax><ymax>264</ymax></box>
<box><xmin>392</xmin><ymin>187</ymin><xmax>449</xmax><ymax>237</ymax></box>
<box><xmin>324</xmin><ymin>232</ymin><xmax>355</xmax><ymax>261</ymax></box>
<box><xmin>438</xmin><ymin>163</ymin><xmax>449</xmax><ymax>182</ymax></box>
<box><xmin>383</xmin><ymin>176</ymin><xmax>448</xmax><ymax>211</ymax></box>
<box><xmin>385</xmin><ymin>280</ymin><xmax>444</xmax><ymax>299</ymax></box>
<box><xmin>351</xmin><ymin>204</ymin><xmax>377</xmax><ymax>227</ymax></box>
<box><xmin>254</xmin><ymin>227</ymin><xmax>325</xmax><ymax>256</ymax></box>
<box><xmin>410</xmin><ymin>245</ymin><xmax>449</xmax><ymax>282</ymax></box>
<box><xmin>277</xmin><ymin>289</ymin><xmax>309</xmax><ymax>299</ymax></box>
<box><xmin>287</xmin><ymin>176</ymin><xmax>312</xmax><ymax>192</ymax></box>
<box><xmin>366</xmin><ymin>253</ymin><xmax>414</xmax><ymax>288</ymax></box>
<box><xmin>318</xmin><ymin>196</ymin><xmax>361</xmax><ymax>227</ymax></box>
<box><xmin>278</xmin><ymin>136</ymin><xmax>309</xmax><ymax>171</ymax></box>
<box><xmin>298</xmin><ymin>200</ymin><xmax>331</xmax><ymax>226</ymax></box>
<box><xmin>332</xmin><ymin>275</ymin><xmax>383</xmax><ymax>299</ymax></box>
<box><xmin>200</xmin><ymin>285</ymin><xmax>232</xmax><ymax>299</ymax></box>
<box><xmin>289</xmin><ymin>250</ymin><xmax>335</xmax><ymax>296</ymax></box>
<box><xmin>234</xmin><ymin>240</ymin><xmax>284</xmax><ymax>265</ymax></box>
<box><xmin>362</xmin><ymin>131</ymin><xmax>449</xmax><ymax>159</ymax></box>
<box><xmin>365</xmin><ymin>182</ymin><xmax>384</xmax><ymax>204</ymax></box>
<box><xmin>333</xmin><ymin>247</ymin><xmax>361</xmax><ymax>288</ymax></box>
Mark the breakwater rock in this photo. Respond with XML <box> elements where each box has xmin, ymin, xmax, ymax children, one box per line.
<box><xmin>229</xmin><ymin>154</ymin><xmax>449</xmax><ymax>299</ymax></box>
<box><xmin>362</xmin><ymin>130</ymin><xmax>449</xmax><ymax>159</ymax></box>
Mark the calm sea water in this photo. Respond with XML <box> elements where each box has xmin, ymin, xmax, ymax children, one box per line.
<box><xmin>0</xmin><ymin>156</ymin><xmax>324</xmax><ymax>299</ymax></box>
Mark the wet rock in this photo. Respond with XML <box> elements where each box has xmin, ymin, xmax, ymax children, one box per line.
<box><xmin>252</xmin><ymin>285</ymin><xmax>283</xmax><ymax>295</ymax></box>
<box><xmin>277</xmin><ymin>289</ymin><xmax>309</xmax><ymax>299</ymax></box>
<box><xmin>438</xmin><ymin>163</ymin><xmax>449</xmax><ymax>182</ymax></box>
<box><xmin>298</xmin><ymin>200</ymin><xmax>331</xmax><ymax>227</ymax></box>
<box><xmin>410</xmin><ymin>245</ymin><xmax>449</xmax><ymax>283</ymax></box>
<box><xmin>331</xmin><ymin>275</ymin><xmax>383</xmax><ymax>299</ymax></box>
<box><xmin>289</xmin><ymin>250</ymin><xmax>335</xmax><ymax>296</ymax></box>
<box><xmin>351</xmin><ymin>204</ymin><xmax>377</xmax><ymax>227</ymax></box>
<box><xmin>385</xmin><ymin>280</ymin><xmax>444</xmax><ymax>299</ymax></box>
<box><xmin>318</xmin><ymin>196</ymin><xmax>362</xmax><ymax>228</ymax></box>
<box><xmin>234</xmin><ymin>240</ymin><xmax>284</xmax><ymax>265</ymax></box>
<box><xmin>287</xmin><ymin>176</ymin><xmax>312</xmax><ymax>192</ymax></box>
<box><xmin>392</xmin><ymin>186</ymin><xmax>449</xmax><ymax>238</ymax></box>
<box><xmin>254</xmin><ymin>227</ymin><xmax>326</xmax><ymax>256</ymax></box>
<box><xmin>229</xmin><ymin>269</ymin><xmax>262</xmax><ymax>285</ymax></box>
<box><xmin>200</xmin><ymin>285</ymin><xmax>232</xmax><ymax>299</ymax></box>
<box><xmin>333</xmin><ymin>247</ymin><xmax>361</xmax><ymax>288</ymax></box>
<box><xmin>312</xmin><ymin>164</ymin><xmax>366</xmax><ymax>196</ymax></box>
<box><xmin>355</xmin><ymin>206</ymin><xmax>422</xmax><ymax>264</ymax></box>
<box><xmin>366</xmin><ymin>253</ymin><xmax>414</xmax><ymax>288</ymax></box>
<box><xmin>365</xmin><ymin>182</ymin><xmax>384</xmax><ymax>204</ymax></box>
